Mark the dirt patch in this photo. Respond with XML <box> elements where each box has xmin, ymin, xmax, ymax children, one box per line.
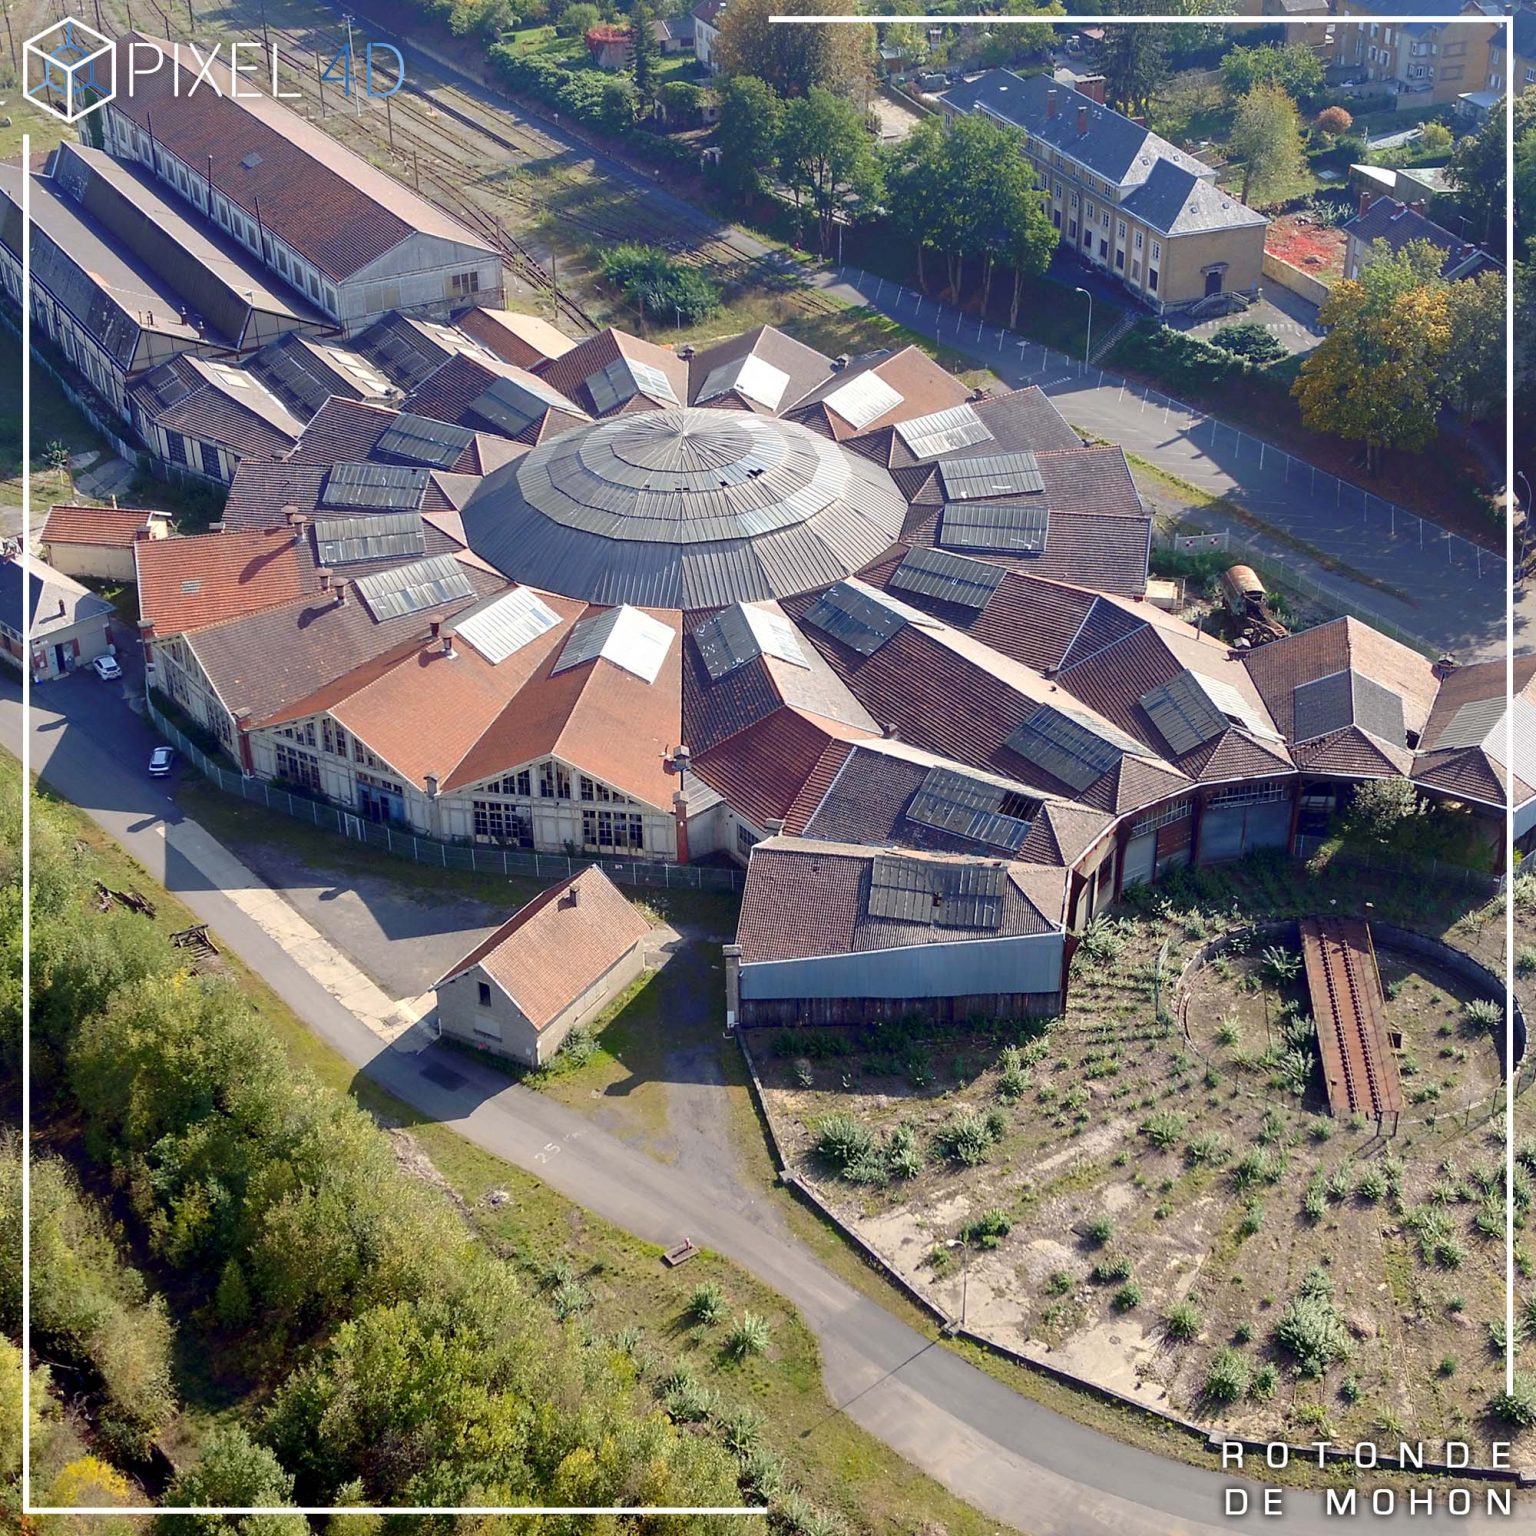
<box><xmin>751</xmin><ymin>856</ymin><xmax>1525</xmax><ymax>1457</ymax></box>
<box><xmin>1265</xmin><ymin>215</ymin><xmax>1347</xmax><ymax>284</ymax></box>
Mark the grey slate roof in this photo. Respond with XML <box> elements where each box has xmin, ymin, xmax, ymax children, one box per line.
<box><xmin>940</xmin><ymin>70</ymin><xmax>1210</xmax><ymax>190</ymax></box>
<box><xmin>0</xmin><ymin>553</ymin><xmax>114</xmax><ymax>639</ymax></box>
<box><xmin>1344</xmin><ymin>197</ymin><xmax>1497</xmax><ymax>281</ymax></box>
<box><xmin>1121</xmin><ymin>159</ymin><xmax>1266</xmax><ymax>237</ymax></box>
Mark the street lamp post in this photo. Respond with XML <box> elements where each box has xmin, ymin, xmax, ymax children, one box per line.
<box><xmin>1074</xmin><ymin>286</ymin><xmax>1093</xmax><ymax>371</ymax></box>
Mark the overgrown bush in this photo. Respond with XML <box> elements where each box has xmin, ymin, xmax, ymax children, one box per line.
<box><xmin>599</xmin><ymin>243</ymin><xmax>720</xmax><ymax>324</ymax></box>
<box><xmin>1274</xmin><ymin>1274</ymin><xmax>1352</xmax><ymax>1377</ymax></box>
<box><xmin>1204</xmin><ymin>1346</ymin><xmax>1251</xmax><ymax>1405</ymax></box>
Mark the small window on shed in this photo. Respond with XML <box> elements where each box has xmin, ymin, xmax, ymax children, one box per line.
<box><xmin>477</xmin><ymin>981</ymin><xmax>492</xmax><ymax>1007</ymax></box>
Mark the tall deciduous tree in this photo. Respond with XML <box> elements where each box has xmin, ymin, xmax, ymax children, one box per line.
<box><xmin>1449</xmin><ymin>97</ymin><xmax>1508</xmax><ymax>246</ymax></box>
<box><xmin>717</xmin><ymin>75</ymin><xmax>785</xmax><ymax>202</ymax></box>
<box><xmin>1228</xmin><ymin>83</ymin><xmax>1305</xmax><ymax>207</ymax></box>
<box><xmin>716</xmin><ymin>0</ymin><xmax>873</xmax><ymax>98</ymax></box>
<box><xmin>1291</xmin><ymin>241</ymin><xmax>1452</xmax><ymax>473</ymax></box>
<box><xmin>777</xmin><ymin>86</ymin><xmax>882</xmax><ymax>254</ymax></box>
<box><xmin>1439</xmin><ymin>269</ymin><xmax>1506</xmax><ymax>423</ymax></box>
<box><xmin>1220</xmin><ymin>42</ymin><xmax>1324</xmax><ymax>102</ymax></box>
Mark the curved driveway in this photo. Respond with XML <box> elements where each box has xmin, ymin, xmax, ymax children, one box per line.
<box><xmin>4</xmin><ymin>676</ymin><xmax>1527</xmax><ymax>1535</ymax></box>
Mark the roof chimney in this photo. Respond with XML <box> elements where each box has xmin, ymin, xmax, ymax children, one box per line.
<box><xmin>1077</xmin><ymin>102</ymin><xmax>1087</xmax><ymax>135</ymax></box>
<box><xmin>336</xmin><ymin>580</ymin><xmax>349</xmax><ymax>607</ymax></box>
<box><xmin>1047</xmin><ymin>87</ymin><xmax>1058</xmax><ymax>118</ymax></box>
<box><xmin>425</xmin><ymin>772</ymin><xmax>439</xmax><ymax>798</ymax></box>
<box><xmin>1409</xmin><ymin>197</ymin><xmax>1426</xmax><ymax>216</ymax></box>
<box><xmin>1078</xmin><ymin>73</ymin><xmax>1106</xmax><ymax>105</ymax></box>
<box><xmin>568</xmin><ymin>881</ymin><xmax>581</xmax><ymax>907</ymax></box>
<box><xmin>765</xmin><ymin>819</ymin><xmax>787</xmax><ymax>835</ymax></box>
<box><xmin>57</xmin><ymin>598</ymin><xmax>67</xmax><ymax>618</ymax></box>
<box><xmin>208</xmin><ymin>521</ymin><xmax>225</xmax><ymax>534</ymax></box>
<box><xmin>881</xmin><ymin>721</ymin><xmax>899</xmax><ymax>739</ymax></box>
<box><xmin>318</xmin><ymin>567</ymin><xmax>333</xmax><ymax>593</ymax></box>
<box><xmin>1359</xmin><ymin>189</ymin><xmax>1372</xmax><ymax>216</ymax></box>
<box><xmin>831</xmin><ymin>354</ymin><xmax>849</xmax><ymax>371</ymax></box>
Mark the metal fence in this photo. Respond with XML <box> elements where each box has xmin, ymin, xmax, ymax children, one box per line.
<box><xmin>146</xmin><ymin>700</ymin><xmax>746</xmax><ymax>895</ymax></box>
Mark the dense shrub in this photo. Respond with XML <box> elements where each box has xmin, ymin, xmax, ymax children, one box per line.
<box><xmin>599</xmin><ymin>243</ymin><xmax>721</xmax><ymax>324</ymax></box>
<box><xmin>1110</xmin><ymin>322</ymin><xmax>1255</xmax><ymax>394</ymax></box>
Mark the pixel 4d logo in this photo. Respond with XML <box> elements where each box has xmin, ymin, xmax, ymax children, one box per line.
<box><xmin>24</xmin><ymin>17</ymin><xmax>117</xmax><ymax>124</ymax></box>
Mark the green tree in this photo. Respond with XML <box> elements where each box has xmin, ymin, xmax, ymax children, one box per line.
<box><xmin>1096</xmin><ymin>8</ymin><xmax>1169</xmax><ymax>116</ymax></box>
<box><xmin>156</xmin><ymin>1425</ymin><xmax>307</xmax><ymax>1536</ymax></box>
<box><xmin>717</xmin><ymin>75</ymin><xmax>785</xmax><ymax>201</ymax></box>
<box><xmin>716</xmin><ymin>0</ymin><xmax>873</xmax><ymax>98</ymax></box>
<box><xmin>557</xmin><ymin>1</ymin><xmax>601</xmax><ymax>36</ymax></box>
<box><xmin>629</xmin><ymin>0</ymin><xmax>659</xmax><ymax>106</ymax></box>
<box><xmin>1292</xmin><ymin>240</ymin><xmax>1452</xmax><ymax>472</ymax></box>
<box><xmin>598</xmin><ymin>74</ymin><xmax>639</xmax><ymax>133</ymax></box>
<box><xmin>1449</xmin><ymin>97</ymin><xmax>1508</xmax><ymax>245</ymax></box>
<box><xmin>1438</xmin><ymin>269</ymin><xmax>1505</xmax><ymax>423</ymax></box>
<box><xmin>777</xmin><ymin>85</ymin><xmax>882</xmax><ymax>254</ymax></box>
<box><xmin>659</xmin><ymin>78</ymin><xmax>702</xmax><ymax>123</ymax></box>
<box><xmin>1228</xmin><ymin>83</ymin><xmax>1305</xmax><ymax>207</ymax></box>
<box><xmin>1221</xmin><ymin>42</ymin><xmax>1323</xmax><ymax>102</ymax></box>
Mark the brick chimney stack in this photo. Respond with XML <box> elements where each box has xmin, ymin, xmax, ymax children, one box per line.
<box><xmin>1359</xmin><ymin>189</ymin><xmax>1373</xmax><ymax>215</ymax></box>
<box><xmin>1077</xmin><ymin>102</ymin><xmax>1088</xmax><ymax>135</ymax></box>
<box><xmin>1046</xmin><ymin>87</ymin><xmax>1058</xmax><ymax>117</ymax></box>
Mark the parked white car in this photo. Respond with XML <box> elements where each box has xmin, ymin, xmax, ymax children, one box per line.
<box><xmin>92</xmin><ymin>655</ymin><xmax>122</xmax><ymax>681</ymax></box>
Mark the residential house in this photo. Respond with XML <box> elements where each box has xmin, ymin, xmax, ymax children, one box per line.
<box><xmin>939</xmin><ymin>71</ymin><xmax>1267</xmax><ymax>314</ymax></box>
<box><xmin>434</xmin><ymin>867</ymin><xmax>652</xmax><ymax>1065</ymax></box>
<box><xmin>0</xmin><ymin>550</ymin><xmax>116</xmax><ymax>679</ymax></box>
<box><xmin>1332</xmin><ymin>2</ymin><xmax>1500</xmax><ymax>107</ymax></box>
<box><xmin>655</xmin><ymin>15</ymin><xmax>695</xmax><ymax>54</ymax></box>
<box><xmin>586</xmin><ymin>23</ymin><xmax>634</xmax><ymax>70</ymax></box>
<box><xmin>1341</xmin><ymin>193</ymin><xmax>1498</xmax><ymax>279</ymax></box>
<box><xmin>1486</xmin><ymin>5</ymin><xmax>1536</xmax><ymax>91</ymax></box>
<box><xmin>100</xmin><ymin>32</ymin><xmax>503</xmax><ymax>334</ymax></box>
<box><xmin>37</xmin><ymin>503</ymin><xmax>171</xmax><ymax>582</ymax></box>
<box><xmin>693</xmin><ymin>0</ymin><xmax>728</xmax><ymax>72</ymax></box>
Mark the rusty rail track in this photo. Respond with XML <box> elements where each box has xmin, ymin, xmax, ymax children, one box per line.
<box><xmin>1299</xmin><ymin>917</ymin><xmax>1403</xmax><ymax>1121</ymax></box>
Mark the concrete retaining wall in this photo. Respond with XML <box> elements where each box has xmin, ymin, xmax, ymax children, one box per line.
<box><xmin>1262</xmin><ymin>249</ymin><xmax>1332</xmax><ymax>306</ymax></box>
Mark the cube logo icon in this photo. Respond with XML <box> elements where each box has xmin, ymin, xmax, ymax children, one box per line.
<box><xmin>24</xmin><ymin>17</ymin><xmax>116</xmax><ymax>125</ymax></box>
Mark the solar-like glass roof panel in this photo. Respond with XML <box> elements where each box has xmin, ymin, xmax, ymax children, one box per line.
<box><xmin>906</xmin><ymin>765</ymin><xmax>1035</xmax><ymax>852</ymax></box>
<box><xmin>938</xmin><ymin>501</ymin><xmax>1049</xmax><ymax>554</ymax></box>
<box><xmin>821</xmin><ymin>371</ymin><xmax>904</xmax><ymax>430</ymax></box>
<box><xmin>470</xmin><ymin>374</ymin><xmax>577</xmax><ymax>436</ymax></box>
<box><xmin>939</xmin><ymin>452</ymin><xmax>1044</xmax><ymax>501</ymax></box>
<box><xmin>892</xmin><ymin>403</ymin><xmax>993</xmax><ymax>460</ymax></box>
<box><xmin>374</xmin><ymin>411</ymin><xmax>475</xmax><ymax>469</ymax></box>
<box><xmin>320</xmin><ymin>461</ymin><xmax>430</xmax><ymax>511</ymax></box>
<box><xmin>1007</xmin><ymin>704</ymin><xmax>1139</xmax><ymax>792</ymax></box>
<box><xmin>889</xmin><ymin>546</ymin><xmax>1006</xmax><ymax>609</ymax></box>
<box><xmin>353</xmin><ymin>553</ymin><xmax>474</xmax><ymax>622</ymax></box>
<box><xmin>800</xmin><ymin>580</ymin><xmax>925</xmax><ymax>656</ymax></box>
<box><xmin>1140</xmin><ymin>671</ymin><xmax>1229</xmax><ymax>756</ymax></box>
<box><xmin>552</xmin><ymin>603</ymin><xmax>675</xmax><ymax>683</ymax></box>
<box><xmin>455</xmin><ymin>586</ymin><xmax>563</xmax><ymax>665</ymax></box>
<box><xmin>1352</xmin><ymin>673</ymin><xmax>1406</xmax><ymax>747</ymax></box>
<box><xmin>867</xmin><ymin>854</ymin><xmax>1006</xmax><ymax>929</ymax></box>
<box><xmin>588</xmin><ymin>356</ymin><xmax>680</xmax><ymax>413</ymax></box>
<box><xmin>313</xmin><ymin>512</ymin><xmax>426</xmax><ymax>567</ymax></box>
<box><xmin>1436</xmin><ymin>695</ymin><xmax>1507</xmax><ymax>751</ymax></box>
<box><xmin>693</xmin><ymin>601</ymin><xmax>810</xmax><ymax>681</ymax></box>
<box><xmin>697</xmin><ymin>354</ymin><xmax>792</xmax><ymax>411</ymax></box>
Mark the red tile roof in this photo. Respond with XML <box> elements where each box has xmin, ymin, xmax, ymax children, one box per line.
<box><xmin>438</xmin><ymin>866</ymin><xmax>651</xmax><ymax>1031</ymax></box>
<box><xmin>41</xmin><ymin>504</ymin><xmax>169</xmax><ymax>548</ymax></box>
<box><xmin>136</xmin><ymin>526</ymin><xmax>318</xmax><ymax>635</ymax></box>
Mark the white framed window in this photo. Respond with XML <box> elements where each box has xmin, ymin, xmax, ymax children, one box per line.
<box><xmin>1152</xmin><ymin>241</ymin><xmax>1161</xmax><ymax>260</ymax></box>
<box><xmin>1116</xmin><ymin>220</ymin><xmax>1126</xmax><ymax>240</ymax></box>
<box><xmin>1135</xmin><ymin>230</ymin><xmax>1144</xmax><ymax>251</ymax></box>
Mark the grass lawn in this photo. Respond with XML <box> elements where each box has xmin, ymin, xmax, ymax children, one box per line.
<box><xmin>21</xmin><ymin>754</ymin><xmax>1017</xmax><ymax>1536</ymax></box>
<box><xmin>0</xmin><ymin>327</ymin><xmax>111</xmax><ymax>512</ymax></box>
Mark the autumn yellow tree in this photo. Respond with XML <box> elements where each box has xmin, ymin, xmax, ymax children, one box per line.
<box><xmin>1291</xmin><ymin>240</ymin><xmax>1453</xmax><ymax>474</ymax></box>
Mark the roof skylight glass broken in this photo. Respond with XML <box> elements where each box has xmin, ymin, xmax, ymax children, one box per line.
<box><xmin>866</xmin><ymin>854</ymin><xmax>1006</xmax><ymax>929</ymax></box>
<box><xmin>889</xmin><ymin>546</ymin><xmax>1006</xmax><ymax>609</ymax></box>
<box><xmin>906</xmin><ymin>766</ymin><xmax>1036</xmax><ymax>852</ymax></box>
<box><xmin>374</xmin><ymin>411</ymin><xmax>475</xmax><ymax>469</ymax></box>
<box><xmin>352</xmin><ymin>553</ymin><xmax>474</xmax><ymax>622</ymax></box>
<box><xmin>320</xmin><ymin>461</ymin><xmax>430</xmax><ymax>512</ymax></box>
<box><xmin>586</xmin><ymin>356</ymin><xmax>679</xmax><ymax>413</ymax></box>
<box><xmin>469</xmin><ymin>374</ymin><xmax>577</xmax><ymax>436</ymax></box>
<box><xmin>1007</xmin><ymin>703</ymin><xmax>1141</xmax><ymax>792</ymax></box>
<box><xmin>693</xmin><ymin>602</ymin><xmax>810</xmax><ymax>680</ymax></box>
<box><xmin>800</xmin><ymin>580</ymin><xmax>929</xmax><ymax>656</ymax></box>
<box><xmin>938</xmin><ymin>501</ymin><xmax>1049</xmax><ymax>554</ymax></box>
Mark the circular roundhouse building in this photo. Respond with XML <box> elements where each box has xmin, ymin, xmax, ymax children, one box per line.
<box><xmin>458</xmin><ymin>408</ymin><xmax>911</xmax><ymax>608</ymax></box>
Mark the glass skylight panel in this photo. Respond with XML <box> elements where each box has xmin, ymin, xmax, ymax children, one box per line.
<box><xmin>320</xmin><ymin>461</ymin><xmax>430</xmax><ymax>511</ymax></box>
<box><xmin>939</xmin><ymin>501</ymin><xmax>1049</xmax><ymax>553</ymax></box>
<box><xmin>889</xmin><ymin>546</ymin><xmax>1006</xmax><ymax>609</ymax></box>
<box><xmin>800</xmin><ymin>580</ymin><xmax>930</xmax><ymax>656</ymax></box>
<box><xmin>892</xmin><ymin>403</ymin><xmax>993</xmax><ymax>459</ymax></box>
<box><xmin>353</xmin><ymin>553</ymin><xmax>474</xmax><ymax>622</ymax></box>
<box><xmin>1436</xmin><ymin>695</ymin><xmax>1507</xmax><ymax>751</ymax></box>
<box><xmin>455</xmin><ymin>586</ymin><xmax>563</xmax><ymax>665</ymax></box>
<box><xmin>313</xmin><ymin>512</ymin><xmax>426</xmax><ymax>566</ymax></box>
<box><xmin>470</xmin><ymin>374</ymin><xmax>575</xmax><ymax>436</ymax></box>
<box><xmin>1352</xmin><ymin>673</ymin><xmax>1406</xmax><ymax>747</ymax></box>
<box><xmin>375</xmin><ymin>411</ymin><xmax>475</xmax><ymax>469</ymax></box>
<box><xmin>694</xmin><ymin>602</ymin><xmax>810</xmax><ymax>680</ymax></box>
<box><xmin>938</xmin><ymin>452</ymin><xmax>1043</xmax><ymax>501</ymax></box>
<box><xmin>1139</xmin><ymin>671</ymin><xmax>1228</xmax><ymax>756</ymax></box>
<box><xmin>821</xmin><ymin>370</ymin><xmax>903</xmax><ymax>430</ymax></box>
<box><xmin>552</xmin><ymin>604</ymin><xmax>675</xmax><ymax>683</ymax></box>
<box><xmin>1292</xmin><ymin>670</ymin><xmax>1405</xmax><ymax>747</ymax></box>
<box><xmin>587</xmin><ymin>357</ymin><xmax>679</xmax><ymax>412</ymax></box>
<box><xmin>630</xmin><ymin>358</ymin><xmax>679</xmax><ymax>404</ymax></box>
<box><xmin>697</xmin><ymin>355</ymin><xmax>792</xmax><ymax>411</ymax></box>
<box><xmin>867</xmin><ymin>855</ymin><xmax>1005</xmax><ymax>929</ymax></box>
<box><xmin>906</xmin><ymin>766</ymin><xmax>1035</xmax><ymax>851</ymax></box>
<box><xmin>1007</xmin><ymin>704</ymin><xmax>1138</xmax><ymax>792</ymax></box>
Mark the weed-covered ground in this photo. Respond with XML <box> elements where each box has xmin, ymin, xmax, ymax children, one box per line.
<box><xmin>753</xmin><ymin>850</ymin><xmax>1532</xmax><ymax>1456</ymax></box>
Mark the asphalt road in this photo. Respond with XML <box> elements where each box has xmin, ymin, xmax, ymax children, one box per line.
<box><xmin>7</xmin><ymin>674</ymin><xmax>1531</xmax><ymax>1533</ymax></box>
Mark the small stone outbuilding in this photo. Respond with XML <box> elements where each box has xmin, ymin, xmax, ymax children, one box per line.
<box><xmin>434</xmin><ymin>866</ymin><xmax>651</xmax><ymax>1067</ymax></box>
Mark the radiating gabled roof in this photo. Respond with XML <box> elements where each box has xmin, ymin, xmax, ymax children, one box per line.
<box><xmin>246</xmin><ymin>331</ymin><xmax>397</xmax><ymax>421</ymax></box>
<box><xmin>787</xmin><ymin>345</ymin><xmax>971</xmax><ymax>440</ymax></box>
<box><xmin>687</xmin><ymin>325</ymin><xmax>835</xmax><ymax>414</ymax></box>
<box><xmin>536</xmin><ymin>328</ymin><xmax>690</xmax><ymax>416</ymax></box>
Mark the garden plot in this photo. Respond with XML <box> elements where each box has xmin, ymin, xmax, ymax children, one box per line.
<box><xmin>753</xmin><ymin>854</ymin><xmax>1531</xmax><ymax>1454</ymax></box>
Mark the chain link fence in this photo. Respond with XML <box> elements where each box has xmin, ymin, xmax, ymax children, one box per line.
<box><xmin>147</xmin><ymin>699</ymin><xmax>745</xmax><ymax>895</ymax></box>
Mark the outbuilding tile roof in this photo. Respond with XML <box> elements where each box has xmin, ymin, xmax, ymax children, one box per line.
<box><xmin>40</xmin><ymin>504</ymin><xmax>169</xmax><ymax>548</ymax></box>
<box><xmin>437</xmin><ymin>866</ymin><xmax>651</xmax><ymax>1030</ymax></box>
<box><xmin>136</xmin><ymin>525</ymin><xmax>319</xmax><ymax>635</ymax></box>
